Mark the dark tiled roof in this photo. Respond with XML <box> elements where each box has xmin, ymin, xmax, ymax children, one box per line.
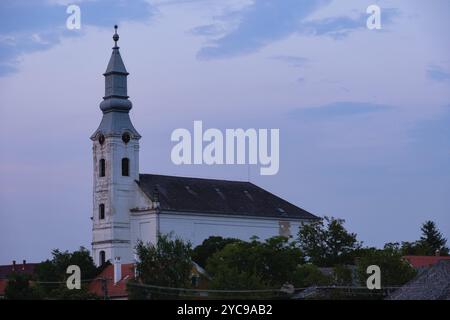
<box><xmin>137</xmin><ymin>174</ymin><xmax>319</xmax><ymax>220</ymax></box>
<box><xmin>388</xmin><ymin>260</ymin><xmax>450</xmax><ymax>300</ymax></box>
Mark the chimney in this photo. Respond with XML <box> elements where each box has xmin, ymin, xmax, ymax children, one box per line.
<box><xmin>435</xmin><ymin>249</ymin><xmax>440</xmax><ymax>257</ymax></box>
<box><xmin>12</xmin><ymin>260</ymin><xmax>16</xmax><ymax>272</ymax></box>
<box><xmin>133</xmin><ymin>253</ymin><xmax>139</xmax><ymax>279</ymax></box>
<box><xmin>114</xmin><ymin>257</ymin><xmax>121</xmax><ymax>284</ymax></box>
<box><xmin>22</xmin><ymin>260</ymin><xmax>26</xmax><ymax>271</ymax></box>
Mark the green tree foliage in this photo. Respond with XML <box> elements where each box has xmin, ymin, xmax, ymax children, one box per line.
<box><xmin>129</xmin><ymin>234</ymin><xmax>193</xmax><ymax>299</ymax></box>
<box><xmin>356</xmin><ymin>246</ymin><xmax>416</xmax><ymax>287</ymax></box>
<box><xmin>390</xmin><ymin>221</ymin><xmax>449</xmax><ymax>256</ymax></box>
<box><xmin>297</xmin><ymin>216</ymin><xmax>362</xmax><ymax>267</ymax></box>
<box><xmin>191</xmin><ymin>236</ymin><xmax>240</xmax><ymax>268</ymax></box>
<box><xmin>4</xmin><ymin>273</ymin><xmax>41</xmax><ymax>300</ymax></box>
<box><xmin>34</xmin><ymin>247</ymin><xmax>98</xmax><ymax>299</ymax></box>
<box><xmin>333</xmin><ymin>265</ymin><xmax>353</xmax><ymax>286</ymax></box>
<box><xmin>292</xmin><ymin>264</ymin><xmax>333</xmax><ymax>288</ymax></box>
<box><xmin>206</xmin><ymin>236</ymin><xmax>304</xmax><ymax>291</ymax></box>
<box><xmin>419</xmin><ymin>220</ymin><xmax>449</xmax><ymax>255</ymax></box>
<box><xmin>397</xmin><ymin>241</ymin><xmax>432</xmax><ymax>256</ymax></box>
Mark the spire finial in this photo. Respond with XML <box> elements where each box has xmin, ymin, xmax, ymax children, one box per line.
<box><xmin>113</xmin><ymin>25</ymin><xmax>119</xmax><ymax>48</ymax></box>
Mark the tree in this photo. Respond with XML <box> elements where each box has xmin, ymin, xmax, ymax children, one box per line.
<box><xmin>297</xmin><ymin>216</ymin><xmax>361</xmax><ymax>266</ymax></box>
<box><xmin>398</xmin><ymin>241</ymin><xmax>432</xmax><ymax>256</ymax></box>
<box><xmin>419</xmin><ymin>220</ymin><xmax>449</xmax><ymax>255</ymax></box>
<box><xmin>4</xmin><ymin>273</ymin><xmax>41</xmax><ymax>300</ymax></box>
<box><xmin>391</xmin><ymin>221</ymin><xmax>449</xmax><ymax>256</ymax></box>
<box><xmin>333</xmin><ymin>265</ymin><xmax>353</xmax><ymax>286</ymax></box>
<box><xmin>206</xmin><ymin>236</ymin><xmax>304</xmax><ymax>293</ymax></box>
<box><xmin>356</xmin><ymin>246</ymin><xmax>416</xmax><ymax>287</ymax></box>
<box><xmin>129</xmin><ymin>234</ymin><xmax>193</xmax><ymax>299</ymax></box>
<box><xmin>34</xmin><ymin>247</ymin><xmax>98</xmax><ymax>299</ymax></box>
<box><xmin>292</xmin><ymin>264</ymin><xmax>333</xmax><ymax>288</ymax></box>
<box><xmin>191</xmin><ymin>236</ymin><xmax>240</xmax><ymax>268</ymax></box>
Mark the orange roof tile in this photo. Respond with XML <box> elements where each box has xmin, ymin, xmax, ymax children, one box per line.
<box><xmin>403</xmin><ymin>255</ymin><xmax>450</xmax><ymax>268</ymax></box>
<box><xmin>88</xmin><ymin>263</ymin><xmax>135</xmax><ymax>299</ymax></box>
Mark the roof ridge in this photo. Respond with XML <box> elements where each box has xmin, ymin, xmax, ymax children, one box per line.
<box><xmin>139</xmin><ymin>173</ymin><xmax>252</xmax><ymax>184</ymax></box>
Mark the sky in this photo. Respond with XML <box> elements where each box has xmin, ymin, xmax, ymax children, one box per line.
<box><xmin>0</xmin><ymin>0</ymin><xmax>449</xmax><ymax>264</ymax></box>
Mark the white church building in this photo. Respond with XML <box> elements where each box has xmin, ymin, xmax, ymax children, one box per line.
<box><xmin>90</xmin><ymin>27</ymin><xmax>319</xmax><ymax>266</ymax></box>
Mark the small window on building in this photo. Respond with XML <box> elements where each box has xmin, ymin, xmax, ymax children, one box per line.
<box><xmin>122</xmin><ymin>158</ymin><xmax>129</xmax><ymax>176</ymax></box>
<box><xmin>99</xmin><ymin>159</ymin><xmax>106</xmax><ymax>177</ymax></box>
<box><xmin>99</xmin><ymin>251</ymin><xmax>106</xmax><ymax>266</ymax></box>
<box><xmin>191</xmin><ymin>275</ymin><xmax>199</xmax><ymax>287</ymax></box>
<box><xmin>99</xmin><ymin>204</ymin><xmax>105</xmax><ymax>220</ymax></box>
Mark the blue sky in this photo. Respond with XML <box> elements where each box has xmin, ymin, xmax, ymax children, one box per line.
<box><xmin>0</xmin><ymin>0</ymin><xmax>449</xmax><ymax>264</ymax></box>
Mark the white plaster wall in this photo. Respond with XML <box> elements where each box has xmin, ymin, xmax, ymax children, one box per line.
<box><xmin>111</xmin><ymin>207</ymin><xmax>312</xmax><ymax>264</ymax></box>
<box><xmin>158</xmin><ymin>212</ymin><xmax>307</xmax><ymax>247</ymax></box>
<box><xmin>92</xmin><ymin>134</ymin><xmax>140</xmax><ymax>265</ymax></box>
<box><xmin>130</xmin><ymin>213</ymin><xmax>158</xmax><ymax>249</ymax></box>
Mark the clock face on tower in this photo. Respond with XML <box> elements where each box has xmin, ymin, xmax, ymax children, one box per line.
<box><xmin>122</xmin><ymin>132</ymin><xmax>130</xmax><ymax>144</ymax></box>
<box><xmin>98</xmin><ymin>134</ymin><xmax>105</xmax><ymax>145</ymax></box>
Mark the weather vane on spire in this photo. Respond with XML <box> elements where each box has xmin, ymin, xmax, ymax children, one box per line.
<box><xmin>113</xmin><ymin>25</ymin><xmax>119</xmax><ymax>47</ymax></box>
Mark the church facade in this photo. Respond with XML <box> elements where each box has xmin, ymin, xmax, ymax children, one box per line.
<box><xmin>90</xmin><ymin>27</ymin><xmax>319</xmax><ymax>266</ymax></box>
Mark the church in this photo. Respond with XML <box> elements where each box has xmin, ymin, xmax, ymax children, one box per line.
<box><xmin>90</xmin><ymin>27</ymin><xmax>319</xmax><ymax>266</ymax></box>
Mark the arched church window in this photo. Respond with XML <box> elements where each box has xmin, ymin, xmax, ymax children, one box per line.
<box><xmin>99</xmin><ymin>159</ymin><xmax>106</xmax><ymax>177</ymax></box>
<box><xmin>99</xmin><ymin>204</ymin><xmax>105</xmax><ymax>220</ymax></box>
<box><xmin>122</xmin><ymin>158</ymin><xmax>129</xmax><ymax>176</ymax></box>
<box><xmin>99</xmin><ymin>251</ymin><xmax>106</xmax><ymax>266</ymax></box>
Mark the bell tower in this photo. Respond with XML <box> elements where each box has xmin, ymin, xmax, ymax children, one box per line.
<box><xmin>90</xmin><ymin>26</ymin><xmax>141</xmax><ymax>266</ymax></box>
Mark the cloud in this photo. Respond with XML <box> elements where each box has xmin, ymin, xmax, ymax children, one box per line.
<box><xmin>0</xmin><ymin>0</ymin><xmax>154</xmax><ymax>76</ymax></box>
<box><xmin>196</xmin><ymin>0</ymin><xmax>332</xmax><ymax>59</ymax></box>
<box><xmin>299</xmin><ymin>15</ymin><xmax>365</xmax><ymax>40</ymax></box>
<box><xmin>269</xmin><ymin>55</ymin><xmax>308</xmax><ymax>67</ymax></box>
<box><xmin>288</xmin><ymin>101</ymin><xmax>393</xmax><ymax>120</ymax></box>
<box><xmin>190</xmin><ymin>24</ymin><xmax>225</xmax><ymax>36</ymax></box>
<box><xmin>195</xmin><ymin>1</ymin><xmax>399</xmax><ymax>59</ymax></box>
<box><xmin>299</xmin><ymin>8</ymin><xmax>399</xmax><ymax>39</ymax></box>
<box><xmin>427</xmin><ymin>65</ymin><xmax>450</xmax><ymax>82</ymax></box>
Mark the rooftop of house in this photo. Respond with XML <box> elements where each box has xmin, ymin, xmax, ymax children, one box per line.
<box><xmin>0</xmin><ymin>261</ymin><xmax>38</xmax><ymax>279</ymax></box>
<box><xmin>0</xmin><ymin>279</ymin><xmax>7</xmax><ymax>297</ymax></box>
<box><xmin>0</xmin><ymin>260</ymin><xmax>39</xmax><ymax>298</ymax></box>
<box><xmin>137</xmin><ymin>174</ymin><xmax>320</xmax><ymax>220</ymax></box>
<box><xmin>88</xmin><ymin>263</ymin><xmax>135</xmax><ymax>299</ymax></box>
<box><xmin>388</xmin><ymin>260</ymin><xmax>450</xmax><ymax>300</ymax></box>
<box><xmin>403</xmin><ymin>255</ymin><xmax>450</xmax><ymax>269</ymax></box>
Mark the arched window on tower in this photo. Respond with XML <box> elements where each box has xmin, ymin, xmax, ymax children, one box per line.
<box><xmin>99</xmin><ymin>203</ymin><xmax>105</xmax><ymax>220</ymax></box>
<box><xmin>99</xmin><ymin>250</ymin><xmax>106</xmax><ymax>266</ymax></box>
<box><xmin>99</xmin><ymin>159</ymin><xmax>106</xmax><ymax>177</ymax></box>
<box><xmin>122</xmin><ymin>158</ymin><xmax>129</xmax><ymax>176</ymax></box>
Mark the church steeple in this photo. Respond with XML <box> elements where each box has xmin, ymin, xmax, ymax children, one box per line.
<box><xmin>91</xmin><ymin>25</ymin><xmax>140</xmax><ymax>140</ymax></box>
<box><xmin>90</xmin><ymin>26</ymin><xmax>141</xmax><ymax>266</ymax></box>
<box><xmin>100</xmin><ymin>25</ymin><xmax>132</xmax><ymax>113</ymax></box>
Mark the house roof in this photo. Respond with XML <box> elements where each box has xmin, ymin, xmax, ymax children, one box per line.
<box><xmin>137</xmin><ymin>174</ymin><xmax>320</xmax><ymax>220</ymax></box>
<box><xmin>88</xmin><ymin>263</ymin><xmax>134</xmax><ymax>299</ymax></box>
<box><xmin>388</xmin><ymin>260</ymin><xmax>450</xmax><ymax>300</ymax></box>
<box><xmin>0</xmin><ymin>262</ymin><xmax>38</xmax><ymax>279</ymax></box>
<box><xmin>0</xmin><ymin>279</ymin><xmax>7</xmax><ymax>297</ymax></box>
<box><xmin>0</xmin><ymin>262</ymin><xmax>38</xmax><ymax>297</ymax></box>
<box><xmin>403</xmin><ymin>255</ymin><xmax>450</xmax><ymax>269</ymax></box>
